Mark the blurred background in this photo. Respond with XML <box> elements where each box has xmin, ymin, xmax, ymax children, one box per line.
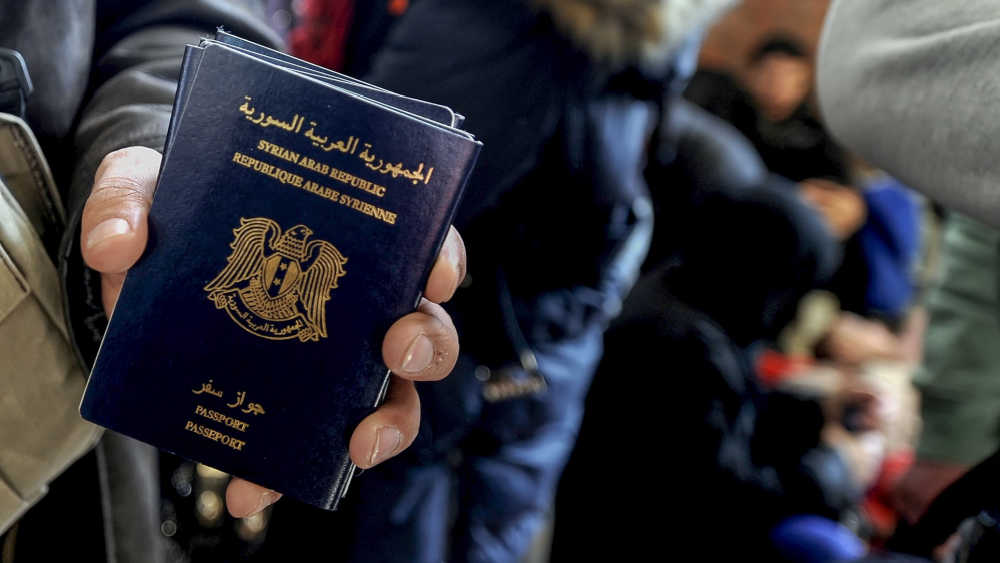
<box><xmin>138</xmin><ymin>3</ymin><xmax>939</xmax><ymax>562</ymax></box>
<box><xmin>162</xmin><ymin>1</ymin><xmax>938</xmax><ymax>561</ymax></box>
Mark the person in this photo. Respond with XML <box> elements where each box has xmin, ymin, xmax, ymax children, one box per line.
<box><xmin>818</xmin><ymin>0</ymin><xmax>1000</xmax><ymax>556</ymax></box>
<box><xmin>256</xmin><ymin>1</ymin><xmax>738</xmax><ymax>562</ymax></box>
<box><xmin>690</xmin><ymin>33</ymin><xmax>924</xmax><ymax>331</ymax></box>
<box><xmin>553</xmin><ymin>177</ymin><xmax>868</xmax><ymax>561</ymax></box>
<box><xmin>686</xmin><ymin>34</ymin><xmax>850</xmax><ymax>184</ymax></box>
<box><xmin>0</xmin><ymin>2</ymin><xmax>464</xmax><ymax>561</ymax></box>
<box><xmin>687</xmin><ymin>36</ymin><xmax>871</xmax><ymax>314</ymax></box>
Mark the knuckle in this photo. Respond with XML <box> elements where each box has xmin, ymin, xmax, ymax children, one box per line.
<box><xmin>385</xmin><ymin>409</ymin><xmax>415</xmax><ymax>433</ymax></box>
<box><xmin>93</xmin><ymin>146</ymin><xmax>160</xmax><ymax>197</ymax></box>
<box><xmin>425</xmin><ymin>327</ymin><xmax>458</xmax><ymax>377</ymax></box>
<box><xmin>91</xmin><ymin>175</ymin><xmax>152</xmax><ymax>208</ymax></box>
<box><xmin>386</xmin><ymin>383</ymin><xmax>421</xmax><ymax>431</ymax></box>
<box><xmin>422</xmin><ymin>305</ymin><xmax>458</xmax><ymax>374</ymax></box>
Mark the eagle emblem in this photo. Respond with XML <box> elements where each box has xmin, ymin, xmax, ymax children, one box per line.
<box><xmin>205</xmin><ymin>217</ymin><xmax>347</xmax><ymax>342</ymax></box>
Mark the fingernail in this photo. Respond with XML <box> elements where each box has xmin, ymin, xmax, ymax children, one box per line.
<box><xmin>445</xmin><ymin>235</ymin><xmax>463</xmax><ymax>292</ymax></box>
<box><xmin>249</xmin><ymin>489</ymin><xmax>280</xmax><ymax>516</ymax></box>
<box><xmin>86</xmin><ymin>218</ymin><xmax>130</xmax><ymax>250</ymax></box>
<box><xmin>445</xmin><ymin>235</ymin><xmax>461</xmax><ymax>271</ymax></box>
<box><xmin>401</xmin><ymin>334</ymin><xmax>433</xmax><ymax>374</ymax></box>
<box><xmin>369</xmin><ymin>426</ymin><xmax>403</xmax><ymax>467</ymax></box>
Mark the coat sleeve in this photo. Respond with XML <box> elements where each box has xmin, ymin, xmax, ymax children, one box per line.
<box><xmin>817</xmin><ymin>0</ymin><xmax>1000</xmax><ymax>228</ymax></box>
<box><xmin>62</xmin><ymin>0</ymin><xmax>282</xmax><ymax>366</ymax></box>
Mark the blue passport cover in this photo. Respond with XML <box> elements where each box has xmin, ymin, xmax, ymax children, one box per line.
<box><xmin>80</xmin><ymin>43</ymin><xmax>480</xmax><ymax>510</ymax></box>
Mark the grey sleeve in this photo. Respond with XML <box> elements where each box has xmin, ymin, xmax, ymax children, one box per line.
<box><xmin>68</xmin><ymin>0</ymin><xmax>282</xmax><ymax>220</ymax></box>
<box><xmin>62</xmin><ymin>0</ymin><xmax>282</xmax><ymax>366</ymax></box>
<box><xmin>817</xmin><ymin>0</ymin><xmax>1000</xmax><ymax>227</ymax></box>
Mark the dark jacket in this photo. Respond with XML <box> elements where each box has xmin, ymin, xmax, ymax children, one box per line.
<box><xmin>349</xmin><ymin>4</ymin><xmax>749</xmax><ymax>422</ymax></box>
<box><xmin>0</xmin><ymin>2</ymin><xmax>278</xmax><ymax>561</ymax></box>
<box><xmin>554</xmin><ymin>182</ymin><xmax>854</xmax><ymax>559</ymax></box>
<box><xmin>361</xmin><ymin>0</ymin><xmax>665</xmax><ymax>361</ymax></box>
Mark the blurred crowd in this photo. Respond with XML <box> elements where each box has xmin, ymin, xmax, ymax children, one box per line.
<box><xmin>6</xmin><ymin>0</ymin><xmax>1000</xmax><ymax>562</ymax></box>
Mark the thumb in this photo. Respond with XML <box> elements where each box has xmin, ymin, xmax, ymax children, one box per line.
<box><xmin>81</xmin><ymin>147</ymin><xmax>161</xmax><ymax>312</ymax></box>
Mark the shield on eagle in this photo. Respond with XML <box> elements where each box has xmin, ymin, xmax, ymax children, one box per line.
<box><xmin>262</xmin><ymin>254</ymin><xmax>302</xmax><ymax>298</ymax></box>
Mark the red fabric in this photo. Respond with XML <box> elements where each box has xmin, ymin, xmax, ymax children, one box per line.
<box><xmin>290</xmin><ymin>0</ymin><xmax>356</xmax><ymax>70</ymax></box>
<box><xmin>755</xmin><ymin>349</ymin><xmax>814</xmax><ymax>387</ymax></box>
<box><xmin>864</xmin><ymin>449</ymin><xmax>915</xmax><ymax>540</ymax></box>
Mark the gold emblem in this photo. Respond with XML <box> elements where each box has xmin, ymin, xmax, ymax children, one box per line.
<box><xmin>205</xmin><ymin>217</ymin><xmax>347</xmax><ymax>342</ymax></box>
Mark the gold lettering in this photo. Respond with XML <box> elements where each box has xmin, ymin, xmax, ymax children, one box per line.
<box><xmin>256</xmin><ymin>139</ymin><xmax>301</xmax><ymax>166</ymax></box>
<box><xmin>194</xmin><ymin>404</ymin><xmax>251</xmax><ymax>432</ymax></box>
<box><xmin>299</xmin><ymin>156</ymin><xmax>330</xmax><ymax>175</ymax></box>
<box><xmin>327</xmin><ymin>167</ymin><xmax>386</xmax><ymax>198</ymax></box>
<box><xmin>184</xmin><ymin>420</ymin><xmax>246</xmax><ymax>451</ymax></box>
<box><xmin>232</xmin><ymin>142</ymin><xmax>397</xmax><ymax>226</ymax></box>
<box><xmin>334</xmin><ymin>194</ymin><xmax>397</xmax><ymax>225</ymax></box>
<box><xmin>232</xmin><ymin>152</ymin><xmax>304</xmax><ymax>187</ymax></box>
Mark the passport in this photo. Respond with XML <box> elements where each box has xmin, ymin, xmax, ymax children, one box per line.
<box><xmin>80</xmin><ymin>33</ymin><xmax>481</xmax><ymax>510</ymax></box>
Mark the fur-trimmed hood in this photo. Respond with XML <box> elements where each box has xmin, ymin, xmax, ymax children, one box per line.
<box><xmin>530</xmin><ymin>0</ymin><xmax>737</xmax><ymax>68</ymax></box>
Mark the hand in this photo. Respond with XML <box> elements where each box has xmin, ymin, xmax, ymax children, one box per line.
<box><xmin>820</xmin><ymin>313</ymin><xmax>904</xmax><ymax>366</ymax></box>
<box><xmin>799</xmin><ymin>179</ymin><xmax>867</xmax><ymax>240</ymax></box>
<box><xmin>893</xmin><ymin>459</ymin><xmax>969</xmax><ymax>524</ymax></box>
<box><xmin>81</xmin><ymin>147</ymin><xmax>465</xmax><ymax>517</ymax></box>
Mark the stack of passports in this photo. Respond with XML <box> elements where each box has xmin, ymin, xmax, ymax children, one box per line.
<box><xmin>80</xmin><ymin>31</ymin><xmax>481</xmax><ymax>510</ymax></box>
